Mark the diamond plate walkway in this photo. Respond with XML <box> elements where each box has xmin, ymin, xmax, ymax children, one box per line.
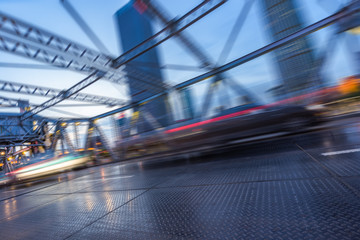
<box><xmin>0</xmin><ymin>118</ymin><xmax>360</xmax><ymax>239</ymax></box>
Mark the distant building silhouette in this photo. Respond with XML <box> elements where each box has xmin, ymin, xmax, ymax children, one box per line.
<box><xmin>261</xmin><ymin>0</ymin><xmax>322</xmax><ymax>99</ymax></box>
<box><xmin>115</xmin><ymin>0</ymin><xmax>171</xmax><ymax>131</ymax></box>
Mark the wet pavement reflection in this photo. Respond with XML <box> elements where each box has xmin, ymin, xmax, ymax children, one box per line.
<box><xmin>0</xmin><ymin>117</ymin><xmax>359</xmax><ymax>239</ymax></box>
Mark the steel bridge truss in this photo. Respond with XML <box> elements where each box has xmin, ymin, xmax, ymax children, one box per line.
<box><xmin>92</xmin><ymin>0</ymin><xmax>360</xmax><ymax>120</ymax></box>
<box><xmin>0</xmin><ymin>79</ymin><xmax>127</xmax><ymax>106</ymax></box>
<box><xmin>0</xmin><ymin>0</ymin><xmax>358</xmax><ymax>166</ymax></box>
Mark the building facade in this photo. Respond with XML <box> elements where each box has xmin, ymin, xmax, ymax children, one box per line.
<box><xmin>115</xmin><ymin>0</ymin><xmax>171</xmax><ymax>131</ymax></box>
<box><xmin>261</xmin><ymin>0</ymin><xmax>322</xmax><ymax>99</ymax></box>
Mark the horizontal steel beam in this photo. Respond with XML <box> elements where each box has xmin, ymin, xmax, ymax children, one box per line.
<box><xmin>0</xmin><ymin>95</ymin><xmax>22</xmax><ymax>107</ymax></box>
<box><xmin>0</xmin><ymin>144</ymin><xmax>43</xmax><ymax>148</ymax></box>
<box><xmin>91</xmin><ymin>1</ymin><xmax>360</xmax><ymax>120</ymax></box>
<box><xmin>22</xmin><ymin>71</ymin><xmax>104</xmax><ymax>120</ymax></box>
<box><xmin>0</xmin><ymin>95</ymin><xmax>88</xmax><ymax>119</ymax></box>
<box><xmin>0</xmin><ymin>79</ymin><xmax>127</xmax><ymax>106</ymax></box>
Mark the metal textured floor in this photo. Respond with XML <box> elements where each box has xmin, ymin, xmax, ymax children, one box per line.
<box><xmin>0</xmin><ymin>117</ymin><xmax>360</xmax><ymax>239</ymax></box>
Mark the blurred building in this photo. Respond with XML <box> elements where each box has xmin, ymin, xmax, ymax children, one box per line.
<box><xmin>114</xmin><ymin>0</ymin><xmax>171</xmax><ymax>131</ymax></box>
<box><xmin>261</xmin><ymin>0</ymin><xmax>322</xmax><ymax>100</ymax></box>
<box><xmin>0</xmin><ymin>113</ymin><xmax>40</xmax><ymax>145</ymax></box>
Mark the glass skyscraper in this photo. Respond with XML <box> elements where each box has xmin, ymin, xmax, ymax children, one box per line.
<box><xmin>115</xmin><ymin>0</ymin><xmax>171</xmax><ymax>130</ymax></box>
<box><xmin>261</xmin><ymin>0</ymin><xmax>322</xmax><ymax>98</ymax></box>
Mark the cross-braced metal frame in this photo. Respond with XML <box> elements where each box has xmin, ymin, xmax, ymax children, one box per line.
<box><xmin>0</xmin><ymin>0</ymin><xmax>358</xmax><ymax>165</ymax></box>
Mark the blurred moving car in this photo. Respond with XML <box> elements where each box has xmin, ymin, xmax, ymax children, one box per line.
<box><xmin>0</xmin><ymin>172</ymin><xmax>9</xmax><ymax>186</ymax></box>
<box><xmin>118</xmin><ymin>104</ymin><xmax>323</xmax><ymax>159</ymax></box>
<box><xmin>0</xmin><ymin>153</ymin><xmax>91</xmax><ymax>185</ymax></box>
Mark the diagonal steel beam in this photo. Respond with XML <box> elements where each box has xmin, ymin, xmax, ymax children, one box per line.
<box><xmin>0</xmin><ymin>95</ymin><xmax>22</xmax><ymax>107</ymax></box>
<box><xmin>111</xmin><ymin>0</ymin><xmax>227</xmax><ymax>68</ymax></box>
<box><xmin>142</xmin><ymin>0</ymin><xmax>215</xmax><ymax>68</ymax></box>
<box><xmin>60</xmin><ymin>0</ymin><xmax>111</xmax><ymax>55</ymax></box>
<box><xmin>21</xmin><ymin>71</ymin><xmax>104</xmax><ymax>120</ymax></box>
<box><xmin>0</xmin><ymin>11</ymin><xmax>169</xmax><ymax>93</ymax></box>
<box><xmin>144</xmin><ymin>0</ymin><xmax>257</xmax><ymax>102</ymax></box>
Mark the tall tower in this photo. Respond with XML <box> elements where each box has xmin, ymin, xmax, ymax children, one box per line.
<box><xmin>115</xmin><ymin>0</ymin><xmax>171</xmax><ymax>130</ymax></box>
<box><xmin>261</xmin><ymin>0</ymin><xmax>322</xmax><ymax>98</ymax></box>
